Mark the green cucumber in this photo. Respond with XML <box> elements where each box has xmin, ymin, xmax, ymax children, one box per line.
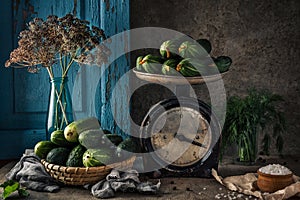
<box><xmin>46</xmin><ymin>147</ymin><xmax>71</xmax><ymax>165</ymax></box>
<box><xmin>78</xmin><ymin>129</ymin><xmax>106</xmax><ymax>149</ymax></box>
<box><xmin>103</xmin><ymin>134</ymin><xmax>123</xmax><ymax>146</ymax></box>
<box><xmin>136</xmin><ymin>56</ymin><xmax>144</xmax><ymax>71</ymax></box>
<box><xmin>176</xmin><ymin>58</ymin><xmax>201</xmax><ymax>76</ymax></box>
<box><xmin>82</xmin><ymin>149</ymin><xmax>112</xmax><ymax>167</ymax></box>
<box><xmin>196</xmin><ymin>39</ymin><xmax>212</xmax><ymax>54</ymax></box>
<box><xmin>66</xmin><ymin>145</ymin><xmax>86</xmax><ymax>167</ymax></box>
<box><xmin>34</xmin><ymin>141</ymin><xmax>57</xmax><ymax>159</ymax></box>
<box><xmin>214</xmin><ymin>56</ymin><xmax>232</xmax><ymax>73</ymax></box>
<box><xmin>161</xmin><ymin>59</ymin><xmax>180</xmax><ymax>76</ymax></box>
<box><xmin>160</xmin><ymin>40</ymin><xmax>178</xmax><ymax>59</ymax></box>
<box><xmin>64</xmin><ymin>117</ymin><xmax>100</xmax><ymax>143</ymax></box>
<box><xmin>177</xmin><ymin>58</ymin><xmax>218</xmax><ymax>76</ymax></box>
<box><xmin>139</xmin><ymin>54</ymin><xmax>164</xmax><ymax>74</ymax></box>
<box><xmin>115</xmin><ymin>137</ymin><xmax>141</xmax><ymax>160</ymax></box>
<box><xmin>178</xmin><ymin>41</ymin><xmax>208</xmax><ymax>58</ymax></box>
<box><xmin>50</xmin><ymin>130</ymin><xmax>76</xmax><ymax>147</ymax></box>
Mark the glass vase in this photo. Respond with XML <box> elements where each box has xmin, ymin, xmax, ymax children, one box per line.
<box><xmin>46</xmin><ymin>77</ymin><xmax>73</xmax><ymax>138</ymax></box>
<box><xmin>237</xmin><ymin>133</ymin><xmax>257</xmax><ymax>165</ymax></box>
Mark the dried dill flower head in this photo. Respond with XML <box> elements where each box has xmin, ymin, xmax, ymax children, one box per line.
<box><xmin>5</xmin><ymin>13</ymin><xmax>110</xmax><ymax>76</ymax></box>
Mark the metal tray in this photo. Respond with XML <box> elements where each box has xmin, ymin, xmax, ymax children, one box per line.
<box><xmin>133</xmin><ymin>68</ymin><xmax>227</xmax><ymax>85</ymax></box>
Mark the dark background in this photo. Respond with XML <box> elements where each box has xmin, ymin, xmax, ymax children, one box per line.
<box><xmin>0</xmin><ymin>0</ymin><xmax>299</xmax><ymax>161</ymax></box>
<box><xmin>130</xmin><ymin>0</ymin><xmax>300</xmax><ymax>157</ymax></box>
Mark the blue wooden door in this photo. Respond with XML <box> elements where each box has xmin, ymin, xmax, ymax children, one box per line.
<box><xmin>0</xmin><ymin>0</ymin><xmax>130</xmax><ymax>159</ymax></box>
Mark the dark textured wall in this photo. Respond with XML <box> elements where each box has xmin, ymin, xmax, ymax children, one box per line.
<box><xmin>130</xmin><ymin>0</ymin><xmax>300</xmax><ymax>156</ymax></box>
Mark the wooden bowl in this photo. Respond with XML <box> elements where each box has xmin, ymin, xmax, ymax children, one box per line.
<box><xmin>257</xmin><ymin>170</ymin><xmax>294</xmax><ymax>193</ymax></box>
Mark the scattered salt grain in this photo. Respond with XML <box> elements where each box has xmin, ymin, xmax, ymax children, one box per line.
<box><xmin>203</xmin><ymin>187</ymin><xmax>207</xmax><ymax>190</ymax></box>
<box><xmin>258</xmin><ymin>164</ymin><xmax>292</xmax><ymax>175</ymax></box>
<box><xmin>263</xmin><ymin>192</ymin><xmax>269</xmax><ymax>195</ymax></box>
<box><xmin>219</xmin><ymin>187</ymin><xmax>223</xmax><ymax>190</ymax></box>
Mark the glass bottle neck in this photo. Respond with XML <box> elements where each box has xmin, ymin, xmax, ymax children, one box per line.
<box><xmin>50</xmin><ymin>77</ymin><xmax>68</xmax><ymax>84</ymax></box>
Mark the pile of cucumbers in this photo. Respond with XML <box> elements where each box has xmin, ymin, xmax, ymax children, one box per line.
<box><xmin>34</xmin><ymin>117</ymin><xmax>140</xmax><ymax>167</ymax></box>
<box><xmin>136</xmin><ymin>37</ymin><xmax>232</xmax><ymax>76</ymax></box>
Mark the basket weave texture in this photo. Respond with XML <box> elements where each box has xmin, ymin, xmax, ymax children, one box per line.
<box><xmin>41</xmin><ymin>156</ymin><xmax>136</xmax><ymax>186</ymax></box>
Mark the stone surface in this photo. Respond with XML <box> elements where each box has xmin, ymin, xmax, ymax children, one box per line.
<box><xmin>130</xmin><ymin>0</ymin><xmax>300</xmax><ymax>156</ymax></box>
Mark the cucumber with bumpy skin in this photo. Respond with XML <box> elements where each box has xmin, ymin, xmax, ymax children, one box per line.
<box><xmin>78</xmin><ymin>129</ymin><xmax>106</xmax><ymax>149</ymax></box>
<box><xmin>214</xmin><ymin>56</ymin><xmax>232</xmax><ymax>73</ymax></box>
<box><xmin>82</xmin><ymin>149</ymin><xmax>112</xmax><ymax>167</ymax></box>
<box><xmin>64</xmin><ymin>117</ymin><xmax>100</xmax><ymax>143</ymax></box>
<box><xmin>34</xmin><ymin>141</ymin><xmax>57</xmax><ymax>159</ymax></box>
<box><xmin>50</xmin><ymin>130</ymin><xmax>76</xmax><ymax>147</ymax></box>
<box><xmin>160</xmin><ymin>40</ymin><xmax>178</xmax><ymax>59</ymax></box>
<box><xmin>139</xmin><ymin>54</ymin><xmax>164</xmax><ymax>74</ymax></box>
<box><xmin>103</xmin><ymin>134</ymin><xmax>123</xmax><ymax>146</ymax></box>
<box><xmin>162</xmin><ymin>59</ymin><xmax>180</xmax><ymax>76</ymax></box>
<box><xmin>136</xmin><ymin>56</ymin><xmax>144</xmax><ymax>71</ymax></box>
<box><xmin>116</xmin><ymin>137</ymin><xmax>141</xmax><ymax>160</ymax></box>
<box><xmin>176</xmin><ymin>58</ymin><xmax>201</xmax><ymax>77</ymax></box>
<box><xmin>178</xmin><ymin>41</ymin><xmax>208</xmax><ymax>58</ymax></box>
<box><xmin>46</xmin><ymin>147</ymin><xmax>71</xmax><ymax>165</ymax></box>
<box><xmin>177</xmin><ymin>58</ymin><xmax>218</xmax><ymax>76</ymax></box>
<box><xmin>196</xmin><ymin>39</ymin><xmax>212</xmax><ymax>54</ymax></box>
<box><xmin>66</xmin><ymin>145</ymin><xmax>86</xmax><ymax>167</ymax></box>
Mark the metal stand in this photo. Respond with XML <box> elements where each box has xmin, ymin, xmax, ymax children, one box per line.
<box><xmin>175</xmin><ymin>85</ymin><xmax>190</xmax><ymax>97</ymax></box>
<box><xmin>133</xmin><ymin>69</ymin><xmax>223</xmax><ymax>178</ymax></box>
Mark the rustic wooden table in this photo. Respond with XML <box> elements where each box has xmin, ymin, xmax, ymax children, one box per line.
<box><xmin>0</xmin><ymin>161</ymin><xmax>248</xmax><ymax>200</ymax></box>
<box><xmin>1</xmin><ymin>155</ymin><xmax>299</xmax><ymax>200</ymax></box>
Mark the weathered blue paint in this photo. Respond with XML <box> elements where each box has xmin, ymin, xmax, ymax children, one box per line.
<box><xmin>0</xmin><ymin>1</ymin><xmax>46</xmax><ymax>131</ymax></box>
<box><xmin>0</xmin><ymin>0</ymin><xmax>14</xmax><ymax>129</ymax></box>
<box><xmin>0</xmin><ymin>0</ymin><xmax>130</xmax><ymax>159</ymax></box>
<box><xmin>96</xmin><ymin>0</ymin><xmax>130</xmax><ymax>137</ymax></box>
<box><xmin>0</xmin><ymin>130</ymin><xmax>46</xmax><ymax>160</ymax></box>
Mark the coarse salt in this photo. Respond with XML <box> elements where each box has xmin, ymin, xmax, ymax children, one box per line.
<box><xmin>258</xmin><ymin>164</ymin><xmax>292</xmax><ymax>175</ymax></box>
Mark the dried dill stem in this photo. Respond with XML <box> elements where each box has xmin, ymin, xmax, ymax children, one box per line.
<box><xmin>6</xmin><ymin>14</ymin><xmax>110</xmax><ymax>73</ymax></box>
<box><xmin>5</xmin><ymin>14</ymin><xmax>111</xmax><ymax>125</ymax></box>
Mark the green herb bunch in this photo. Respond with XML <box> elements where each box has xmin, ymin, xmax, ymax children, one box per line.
<box><xmin>220</xmin><ymin>88</ymin><xmax>286</xmax><ymax>162</ymax></box>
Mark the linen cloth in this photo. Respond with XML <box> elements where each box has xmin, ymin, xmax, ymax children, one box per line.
<box><xmin>88</xmin><ymin>169</ymin><xmax>161</xmax><ymax>198</ymax></box>
<box><xmin>6</xmin><ymin>153</ymin><xmax>160</xmax><ymax>198</ymax></box>
<box><xmin>5</xmin><ymin>153</ymin><xmax>60</xmax><ymax>192</ymax></box>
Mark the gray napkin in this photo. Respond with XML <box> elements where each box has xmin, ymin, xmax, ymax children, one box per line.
<box><xmin>90</xmin><ymin>169</ymin><xmax>161</xmax><ymax>198</ymax></box>
<box><xmin>5</xmin><ymin>153</ymin><xmax>60</xmax><ymax>192</ymax></box>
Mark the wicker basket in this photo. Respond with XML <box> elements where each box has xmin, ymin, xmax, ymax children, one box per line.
<box><xmin>41</xmin><ymin>156</ymin><xmax>136</xmax><ymax>186</ymax></box>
